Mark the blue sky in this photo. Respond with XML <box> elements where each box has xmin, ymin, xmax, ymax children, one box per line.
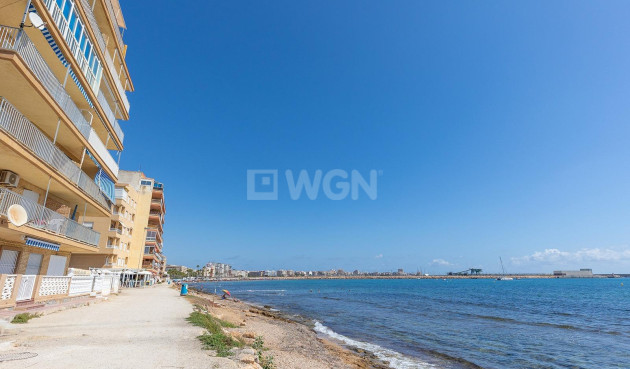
<box><xmin>119</xmin><ymin>1</ymin><xmax>630</xmax><ymax>274</ymax></box>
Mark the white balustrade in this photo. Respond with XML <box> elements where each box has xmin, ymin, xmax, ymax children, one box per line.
<box><xmin>38</xmin><ymin>276</ymin><xmax>71</xmax><ymax>297</ymax></box>
<box><xmin>1</xmin><ymin>275</ymin><xmax>16</xmax><ymax>300</ymax></box>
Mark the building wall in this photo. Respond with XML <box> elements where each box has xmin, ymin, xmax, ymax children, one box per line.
<box><xmin>0</xmin><ymin>241</ymin><xmax>71</xmax><ymax>275</ymax></box>
<box><xmin>124</xmin><ymin>176</ymin><xmax>153</xmax><ymax>270</ymax></box>
<box><xmin>67</xmin><ymin>254</ymin><xmax>108</xmax><ymax>270</ymax></box>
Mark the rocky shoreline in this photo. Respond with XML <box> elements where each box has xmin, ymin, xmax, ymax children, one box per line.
<box><xmin>186</xmin><ymin>287</ymin><xmax>393</xmax><ymax>369</ymax></box>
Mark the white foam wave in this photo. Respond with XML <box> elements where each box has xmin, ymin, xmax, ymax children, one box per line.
<box><xmin>313</xmin><ymin>321</ymin><xmax>436</xmax><ymax>369</ymax></box>
<box><xmin>245</xmin><ymin>289</ymin><xmax>287</xmax><ymax>292</ymax></box>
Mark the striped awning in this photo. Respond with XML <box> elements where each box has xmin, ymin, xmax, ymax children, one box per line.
<box><xmin>28</xmin><ymin>5</ymin><xmax>94</xmax><ymax>108</ymax></box>
<box><xmin>26</xmin><ymin>237</ymin><xmax>60</xmax><ymax>252</ymax></box>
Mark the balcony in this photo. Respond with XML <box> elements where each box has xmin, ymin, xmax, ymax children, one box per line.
<box><xmin>0</xmin><ymin>25</ymin><xmax>118</xmax><ymax>178</ymax></box>
<box><xmin>74</xmin><ymin>0</ymin><xmax>130</xmax><ymax>114</ymax></box>
<box><xmin>0</xmin><ymin>188</ymin><xmax>100</xmax><ymax>246</ymax></box>
<box><xmin>0</xmin><ymin>97</ymin><xmax>110</xmax><ymax>210</ymax></box>
<box><xmin>41</xmin><ymin>0</ymin><xmax>100</xmax><ymax>92</ymax></box>
<box><xmin>40</xmin><ymin>0</ymin><xmax>126</xmax><ymax>145</ymax></box>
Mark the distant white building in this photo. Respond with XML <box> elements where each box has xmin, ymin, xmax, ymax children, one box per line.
<box><xmin>553</xmin><ymin>269</ymin><xmax>593</xmax><ymax>278</ymax></box>
<box><xmin>205</xmin><ymin>262</ymin><xmax>232</xmax><ymax>278</ymax></box>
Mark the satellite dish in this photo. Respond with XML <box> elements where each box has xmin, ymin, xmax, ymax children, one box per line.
<box><xmin>28</xmin><ymin>12</ymin><xmax>46</xmax><ymax>30</ymax></box>
<box><xmin>7</xmin><ymin>204</ymin><xmax>28</xmax><ymax>227</ymax></box>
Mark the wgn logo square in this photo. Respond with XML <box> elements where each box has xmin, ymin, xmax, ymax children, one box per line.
<box><xmin>247</xmin><ymin>170</ymin><xmax>278</xmax><ymax>200</ymax></box>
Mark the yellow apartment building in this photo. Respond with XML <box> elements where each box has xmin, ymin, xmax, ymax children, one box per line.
<box><xmin>117</xmin><ymin>170</ymin><xmax>166</xmax><ymax>279</ymax></box>
<box><xmin>0</xmin><ymin>0</ymin><xmax>133</xmax><ymax>304</ymax></box>
<box><xmin>70</xmin><ymin>182</ymin><xmax>137</xmax><ymax>269</ymax></box>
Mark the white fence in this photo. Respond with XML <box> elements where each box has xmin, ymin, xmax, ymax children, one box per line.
<box><xmin>38</xmin><ymin>276</ymin><xmax>71</xmax><ymax>297</ymax></box>
<box><xmin>16</xmin><ymin>275</ymin><xmax>37</xmax><ymax>302</ymax></box>
<box><xmin>0</xmin><ymin>272</ymin><xmax>122</xmax><ymax>305</ymax></box>
<box><xmin>1</xmin><ymin>275</ymin><xmax>16</xmax><ymax>300</ymax></box>
<box><xmin>69</xmin><ymin>275</ymin><xmax>94</xmax><ymax>296</ymax></box>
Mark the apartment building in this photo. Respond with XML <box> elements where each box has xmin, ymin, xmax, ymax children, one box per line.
<box><xmin>0</xmin><ymin>0</ymin><xmax>132</xmax><ymax>304</ymax></box>
<box><xmin>117</xmin><ymin>171</ymin><xmax>166</xmax><ymax>280</ymax></box>
<box><xmin>69</xmin><ymin>182</ymin><xmax>138</xmax><ymax>269</ymax></box>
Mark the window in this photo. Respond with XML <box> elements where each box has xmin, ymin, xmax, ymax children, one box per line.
<box><xmin>84</xmin><ymin>42</ymin><xmax>91</xmax><ymax>59</ymax></box>
<box><xmin>141</xmin><ymin>180</ymin><xmax>152</xmax><ymax>187</ymax></box>
<box><xmin>83</xmin><ymin>221</ymin><xmax>94</xmax><ymax>229</ymax></box>
<box><xmin>74</xmin><ymin>22</ymin><xmax>82</xmax><ymax>40</ymax></box>
<box><xmin>25</xmin><ymin>253</ymin><xmax>43</xmax><ymax>275</ymax></box>
<box><xmin>68</xmin><ymin>10</ymin><xmax>77</xmax><ymax>31</ymax></box>
<box><xmin>62</xmin><ymin>0</ymin><xmax>72</xmax><ymax>19</ymax></box>
<box><xmin>47</xmin><ymin>255</ymin><xmax>67</xmax><ymax>276</ymax></box>
<box><xmin>0</xmin><ymin>250</ymin><xmax>18</xmax><ymax>274</ymax></box>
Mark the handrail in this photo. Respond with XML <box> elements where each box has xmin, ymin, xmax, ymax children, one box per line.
<box><xmin>0</xmin><ymin>188</ymin><xmax>100</xmax><ymax>246</ymax></box>
<box><xmin>0</xmin><ymin>97</ymin><xmax>110</xmax><ymax>210</ymax></box>
<box><xmin>0</xmin><ymin>25</ymin><xmax>118</xmax><ymax>176</ymax></box>
<box><xmin>76</xmin><ymin>0</ymin><xmax>129</xmax><ymax>127</ymax></box>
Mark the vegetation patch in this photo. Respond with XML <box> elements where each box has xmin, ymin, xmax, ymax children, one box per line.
<box><xmin>253</xmin><ymin>336</ymin><xmax>276</xmax><ymax>369</ymax></box>
<box><xmin>187</xmin><ymin>310</ymin><xmax>243</xmax><ymax>357</ymax></box>
<box><xmin>11</xmin><ymin>313</ymin><xmax>40</xmax><ymax>324</ymax></box>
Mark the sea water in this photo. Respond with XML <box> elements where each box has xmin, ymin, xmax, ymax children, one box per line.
<box><xmin>193</xmin><ymin>278</ymin><xmax>630</xmax><ymax>369</ymax></box>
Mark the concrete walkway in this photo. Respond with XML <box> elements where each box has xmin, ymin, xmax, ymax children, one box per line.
<box><xmin>0</xmin><ymin>285</ymin><xmax>238</xmax><ymax>369</ymax></box>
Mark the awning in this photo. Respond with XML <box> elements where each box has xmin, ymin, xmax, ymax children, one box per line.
<box><xmin>26</xmin><ymin>237</ymin><xmax>60</xmax><ymax>252</ymax></box>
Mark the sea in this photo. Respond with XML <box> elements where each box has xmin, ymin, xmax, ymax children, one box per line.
<box><xmin>191</xmin><ymin>278</ymin><xmax>630</xmax><ymax>369</ymax></box>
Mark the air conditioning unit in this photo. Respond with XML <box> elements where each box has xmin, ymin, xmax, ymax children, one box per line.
<box><xmin>0</xmin><ymin>170</ymin><xmax>19</xmax><ymax>187</ymax></box>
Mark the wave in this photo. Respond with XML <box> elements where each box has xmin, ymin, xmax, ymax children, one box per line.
<box><xmin>244</xmin><ymin>289</ymin><xmax>287</xmax><ymax>293</ymax></box>
<box><xmin>313</xmin><ymin>321</ymin><xmax>437</xmax><ymax>369</ymax></box>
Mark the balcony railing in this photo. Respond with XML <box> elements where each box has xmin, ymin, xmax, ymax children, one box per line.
<box><xmin>0</xmin><ymin>97</ymin><xmax>110</xmax><ymax>210</ymax></box>
<box><xmin>87</xmin><ymin>0</ymin><xmax>130</xmax><ymax>114</ymax></box>
<box><xmin>43</xmin><ymin>0</ymin><xmax>99</xmax><ymax>91</ymax></box>
<box><xmin>109</xmin><ymin>227</ymin><xmax>122</xmax><ymax>234</ymax></box>
<box><xmin>103</xmin><ymin>0</ymin><xmax>124</xmax><ymax>51</ymax></box>
<box><xmin>0</xmin><ymin>25</ymin><xmax>118</xmax><ymax>177</ymax></box>
<box><xmin>0</xmin><ymin>188</ymin><xmax>100</xmax><ymax>246</ymax></box>
<box><xmin>48</xmin><ymin>0</ymin><xmax>125</xmax><ymax>143</ymax></box>
<box><xmin>96</xmin><ymin>87</ymin><xmax>124</xmax><ymax>143</ymax></box>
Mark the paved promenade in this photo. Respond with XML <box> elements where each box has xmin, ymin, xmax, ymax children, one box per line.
<box><xmin>0</xmin><ymin>285</ymin><xmax>237</xmax><ymax>369</ymax></box>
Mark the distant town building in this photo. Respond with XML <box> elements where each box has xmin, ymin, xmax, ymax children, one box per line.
<box><xmin>205</xmin><ymin>262</ymin><xmax>232</xmax><ymax>278</ymax></box>
<box><xmin>166</xmin><ymin>265</ymin><xmax>188</xmax><ymax>273</ymax></box>
<box><xmin>553</xmin><ymin>269</ymin><xmax>594</xmax><ymax>278</ymax></box>
<box><xmin>232</xmin><ymin>270</ymin><xmax>248</xmax><ymax>278</ymax></box>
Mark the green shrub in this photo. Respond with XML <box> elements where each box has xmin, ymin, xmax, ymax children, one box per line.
<box><xmin>187</xmin><ymin>311</ymin><xmax>242</xmax><ymax>357</ymax></box>
<box><xmin>11</xmin><ymin>313</ymin><xmax>40</xmax><ymax>324</ymax></box>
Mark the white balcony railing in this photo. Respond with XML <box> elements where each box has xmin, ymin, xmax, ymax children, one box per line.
<box><xmin>96</xmin><ymin>82</ymin><xmax>124</xmax><ymax>143</ymax></box>
<box><xmin>75</xmin><ymin>0</ymin><xmax>126</xmax><ymax>141</ymax></box>
<box><xmin>77</xmin><ymin>0</ymin><xmax>130</xmax><ymax>114</ymax></box>
<box><xmin>0</xmin><ymin>97</ymin><xmax>110</xmax><ymax>209</ymax></box>
<box><xmin>87</xmin><ymin>127</ymin><xmax>119</xmax><ymax>176</ymax></box>
<box><xmin>43</xmin><ymin>0</ymin><xmax>99</xmax><ymax>92</ymax></box>
<box><xmin>0</xmin><ymin>25</ymin><xmax>118</xmax><ymax>177</ymax></box>
<box><xmin>103</xmin><ymin>0</ymin><xmax>124</xmax><ymax>52</ymax></box>
<box><xmin>0</xmin><ymin>188</ymin><xmax>100</xmax><ymax>246</ymax></box>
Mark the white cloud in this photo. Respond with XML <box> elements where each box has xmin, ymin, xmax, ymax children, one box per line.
<box><xmin>512</xmin><ymin>247</ymin><xmax>630</xmax><ymax>265</ymax></box>
<box><xmin>431</xmin><ymin>258</ymin><xmax>453</xmax><ymax>266</ymax></box>
<box><xmin>375</xmin><ymin>254</ymin><xmax>383</xmax><ymax>259</ymax></box>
